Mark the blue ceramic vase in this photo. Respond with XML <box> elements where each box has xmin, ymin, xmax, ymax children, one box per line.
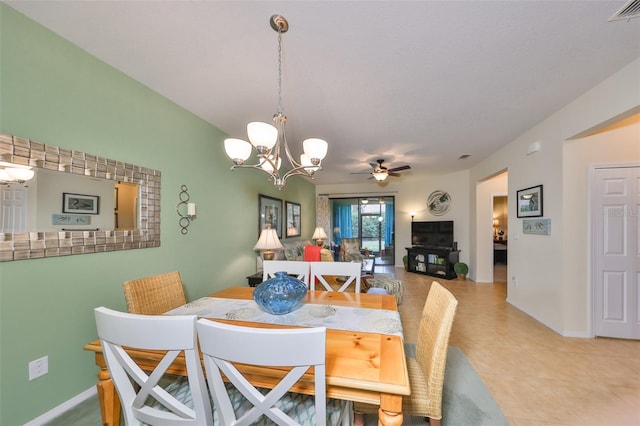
<box><xmin>253</xmin><ymin>271</ymin><xmax>307</xmax><ymax>315</ymax></box>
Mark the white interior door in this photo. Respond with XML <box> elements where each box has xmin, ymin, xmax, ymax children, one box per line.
<box><xmin>0</xmin><ymin>186</ymin><xmax>27</xmax><ymax>233</ymax></box>
<box><xmin>592</xmin><ymin>165</ymin><xmax>639</xmax><ymax>339</ymax></box>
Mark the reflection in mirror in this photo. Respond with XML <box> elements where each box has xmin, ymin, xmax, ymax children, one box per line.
<box><xmin>0</xmin><ymin>133</ymin><xmax>161</xmax><ymax>261</ymax></box>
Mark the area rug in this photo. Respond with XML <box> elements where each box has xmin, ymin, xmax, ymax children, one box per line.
<box><xmin>365</xmin><ymin>345</ymin><xmax>509</xmax><ymax>426</ymax></box>
<box><xmin>44</xmin><ymin>346</ymin><xmax>508</xmax><ymax>426</ymax></box>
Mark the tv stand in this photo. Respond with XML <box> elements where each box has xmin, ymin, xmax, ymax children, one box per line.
<box><xmin>405</xmin><ymin>246</ymin><xmax>460</xmax><ymax>280</ymax></box>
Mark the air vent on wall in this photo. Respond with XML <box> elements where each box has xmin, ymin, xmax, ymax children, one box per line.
<box><xmin>609</xmin><ymin>0</ymin><xmax>640</xmax><ymax>21</ymax></box>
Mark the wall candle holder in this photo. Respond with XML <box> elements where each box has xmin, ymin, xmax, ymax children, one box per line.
<box><xmin>176</xmin><ymin>185</ymin><xmax>196</xmax><ymax>234</ymax></box>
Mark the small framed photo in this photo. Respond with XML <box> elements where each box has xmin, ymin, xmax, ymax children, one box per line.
<box><xmin>516</xmin><ymin>185</ymin><xmax>543</xmax><ymax>218</ymax></box>
<box><xmin>285</xmin><ymin>201</ymin><xmax>301</xmax><ymax>238</ymax></box>
<box><xmin>258</xmin><ymin>194</ymin><xmax>282</xmax><ymax>238</ymax></box>
<box><xmin>62</xmin><ymin>193</ymin><xmax>99</xmax><ymax>214</ymax></box>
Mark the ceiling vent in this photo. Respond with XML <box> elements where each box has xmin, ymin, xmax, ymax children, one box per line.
<box><xmin>609</xmin><ymin>0</ymin><xmax>640</xmax><ymax>21</ymax></box>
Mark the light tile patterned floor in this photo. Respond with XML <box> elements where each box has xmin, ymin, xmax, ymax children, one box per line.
<box><xmin>392</xmin><ymin>267</ymin><xmax>640</xmax><ymax>426</ymax></box>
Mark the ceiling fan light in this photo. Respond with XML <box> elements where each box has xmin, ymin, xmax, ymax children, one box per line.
<box><xmin>373</xmin><ymin>171</ymin><xmax>388</xmax><ymax>181</ymax></box>
<box><xmin>247</xmin><ymin>122</ymin><xmax>278</xmax><ymax>150</ymax></box>
<box><xmin>224</xmin><ymin>138</ymin><xmax>252</xmax><ymax>163</ymax></box>
<box><xmin>303</xmin><ymin>138</ymin><xmax>328</xmax><ymax>161</ymax></box>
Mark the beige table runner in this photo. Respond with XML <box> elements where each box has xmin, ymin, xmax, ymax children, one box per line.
<box><xmin>166</xmin><ymin>296</ymin><xmax>403</xmax><ymax>338</ymax></box>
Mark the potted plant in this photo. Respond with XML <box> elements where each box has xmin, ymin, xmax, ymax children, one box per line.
<box><xmin>402</xmin><ymin>255</ymin><xmax>408</xmax><ymax>271</ymax></box>
<box><xmin>454</xmin><ymin>262</ymin><xmax>468</xmax><ymax>281</ymax></box>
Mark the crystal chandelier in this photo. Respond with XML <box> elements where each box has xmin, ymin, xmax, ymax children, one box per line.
<box><xmin>224</xmin><ymin>15</ymin><xmax>328</xmax><ymax>189</ymax></box>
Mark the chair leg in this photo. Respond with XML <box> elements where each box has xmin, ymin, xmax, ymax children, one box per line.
<box><xmin>428</xmin><ymin>417</ymin><xmax>441</xmax><ymax>426</ymax></box>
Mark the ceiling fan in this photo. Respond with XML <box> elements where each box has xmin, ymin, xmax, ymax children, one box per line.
<box><xmin>352</xmin><ymin>159</ymin><xmax>411</xmax><ymax>182</ymax></box>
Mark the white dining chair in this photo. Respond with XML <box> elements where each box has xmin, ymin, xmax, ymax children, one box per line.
<box><xmin>309</xmin><ymin>261</ymin><xmax>362</xmax><ymax>293</ymax></box>
<box><xmin>262</xmin><ymin>260</ymin><xmax>311</xmax><ymax>286</ymax></box>
<box><xmin>195</xmin><ymin>319</ymin><xmax>353</xmax><ymax>426</ymax></box>
<box><xmin>94</xmin><ymin>307</ymin><xmax>212</xmax><ymax>426</ymax></box>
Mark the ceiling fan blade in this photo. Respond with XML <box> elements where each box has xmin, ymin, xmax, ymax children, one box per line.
<box><xmin>350</xmin><ymin>171</ymin><xmax>373</xmax><ymax>175</ymax></box>
<box><xmin>388</xmin><ymin>172</ymin><xmax>401</xmax><ymax>177</ymax></box>
<box><xmin>387</xmin><ymin>165</ymin><xmax>411</xmax><ymax>173</ymax></box>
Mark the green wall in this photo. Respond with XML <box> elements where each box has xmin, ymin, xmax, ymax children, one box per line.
<box><xmin>0</xmin><ymin>5</ymin><xmax>316</xmax><ymax>424</ymax></box>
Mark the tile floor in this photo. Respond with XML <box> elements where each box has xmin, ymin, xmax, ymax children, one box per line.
<box><xmin>391</xmin><ymin>266</ymin><xmax>640</xmax><ymax>426</ymax></box>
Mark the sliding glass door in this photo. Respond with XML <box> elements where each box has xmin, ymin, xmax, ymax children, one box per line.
<box><xmin>330</xmin><ymin>196</ymin><xmax>395</xmax><ymax>263</ymax></box>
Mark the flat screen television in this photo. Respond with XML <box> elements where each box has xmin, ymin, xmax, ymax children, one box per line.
<box><xmin>411</xmin><ymin>220</ymin><xmax>454</xmax><ymax>249</ymax></box>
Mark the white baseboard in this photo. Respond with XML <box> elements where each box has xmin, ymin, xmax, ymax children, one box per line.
<box><xmin>25</xmin><ymin>386</ymin><xmax>97</xmax><ymax>426</ymax></box>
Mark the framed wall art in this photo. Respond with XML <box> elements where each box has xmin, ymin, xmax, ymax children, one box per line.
<box><xmin>516</xmin><ymin>185</ymin><xmax>543</xmax><ymax>218</ymax></box>
<box><xmin>523</xmin><ymin>218</ymin><xmax>551</xmax><ymax>235</ymax></box>
<box><xmin>258</xmin><ymin>194</ymin><xmax>282</xmax><ymax>238</ymax></box>
<box><xmin>62</xmin><ymin>192</ymin><xmax>99</xmax><ymax>214</ymax></box>
<box><xmin>427</xmin><ymin>190</ymin><xmax>451</xmax><ymax>216</ymax></box>
<box><xmin>285</xmin><ymin>201</ymin><xmax>301</xmax><ymax>237</ymax></box>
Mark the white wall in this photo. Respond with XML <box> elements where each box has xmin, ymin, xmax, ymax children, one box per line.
<box><xmin>470</xmin><ymin>57</ymin><xmax>640</xmax><ymax>335</ymax></box>
<box><xmin>316</xmin><ymin>169</ymin><xmax>471</xmax><ymax>268</ymax></box>
<box><xmin>317</xmin><ymin>58</ymin><xmax>639</xmax><ymax>336</ymax></box>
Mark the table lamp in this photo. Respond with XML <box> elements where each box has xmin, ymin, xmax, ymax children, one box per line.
<box><xmin>254</xmin><ymin>227</ymin><xmax>283</xmax><ymax>260</ymax></box>
<box><xmin>312</xmin><ymin>227</ymin><xmax>328</xmax><ymax>246</ymax></box>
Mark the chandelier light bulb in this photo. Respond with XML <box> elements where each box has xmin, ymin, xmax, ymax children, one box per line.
<box><xmin>261</xmin><ymin>155</ymin><xmax>281</xmax><ymax>172</ymax></box>
<box><xmin>300</xmin><ymin>154</ymin><xmax>320</xmax><ymax>172</ymax></box>
<box><xmin>303</xmin><ymin>138</ymin><xmax>328</xmax><ymax>162</ymax></box>
<box><xmin>247</xmin><ymin>122</ymin><xmax>278</xmax><ymax>151</ymax></box>
<box><xmin>224</xmin><ymin>138</ymin><xmax>252</xmax><ymax>164</ymax></box>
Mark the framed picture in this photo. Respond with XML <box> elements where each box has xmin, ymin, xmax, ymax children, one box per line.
<box><xmin>258</xmin><ymin>194</ymin><xmax>282</xmax><ymax>238</ymax></box>
<box><xmin>285</xmin><ymin>201</ymin><xmax>301</xmax><ymax>238</ymax></box>
<box><xmin>62</xmin><ymin>192</ymin><xmax>99</xmax><ymax>214</ymax></box>
<box><xmin>516</xmin><ymin>185</ymin><xmax>543</xmax><ymax>218</ymax></box>
<box><xmin>523</xmin><ymin>218</ymin><xmax>551</xmax><ymax>235</ymax></box>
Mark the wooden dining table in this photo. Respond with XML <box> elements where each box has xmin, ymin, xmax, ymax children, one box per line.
<box><xmin>84</xmin><ymin>286</ymin><xmax>410</xmax><ymax>426</ymax></box>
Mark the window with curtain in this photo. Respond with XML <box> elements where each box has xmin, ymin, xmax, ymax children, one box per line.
<box><xmin>330</xmin><ymin>197</ymin><xmax>395</xmax><ymax>263</ymax></box>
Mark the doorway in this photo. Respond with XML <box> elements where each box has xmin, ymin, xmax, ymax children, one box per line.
<box><xmin>492</xmin><ymin>195</ymin><xmax>508</xmax><ymax>283</ymax></box>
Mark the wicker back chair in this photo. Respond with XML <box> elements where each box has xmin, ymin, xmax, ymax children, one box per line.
<box><xmin>122</xmin><ymin>271</ymin><xmax>187</xmax><ymax>315</ymax></box>
<box><xmin>354</xmin><ymin>281</ymin><xmax>457</xmax><ymax>426</ymax></box>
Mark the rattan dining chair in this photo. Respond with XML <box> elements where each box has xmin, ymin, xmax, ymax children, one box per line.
<box><xmin>122</xmin><ymin>271</ymin><xmax>186</xmax><ymax>315</ymax></box>
<box><xmin>354</xmin><ymin>281</ymin><xmax>458</xmax><ymax>426</ymax></box>
<box><xmin>196</xmin><ymin>319</ymin><xmax>353</xmax><ymax>425</ymax></box>
<box><xmin>94</xmin><ymin>307</ymin><xmax>212</xmax><ymax>426</ymax></box>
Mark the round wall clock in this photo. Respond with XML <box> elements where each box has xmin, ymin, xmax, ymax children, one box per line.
<box><xmin>427</xmin><ymin>190</ymin><xmax>451</xmax><ymax>216</ymax></box>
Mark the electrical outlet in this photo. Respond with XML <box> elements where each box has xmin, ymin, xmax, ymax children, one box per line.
<box><xmin>511</xmin><ymin>276</ymin><xmax>518</xmax><ymax>287</ymax></box>
<box><xmin>28</xmin><ymin>356</ymin><xmax>48</xmax><ymax>381</ymax></box>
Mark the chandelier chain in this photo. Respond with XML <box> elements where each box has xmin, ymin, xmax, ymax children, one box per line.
<box><xmin>277</xmin><ymin>26</ymin><xmax>283</xmax><ymax>115</ymax></box>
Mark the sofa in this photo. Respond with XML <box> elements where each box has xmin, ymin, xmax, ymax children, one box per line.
<box><xmin>257</xmin><ymin>240</ymin><xmax>333</xmax><ymax>271</ymax></box>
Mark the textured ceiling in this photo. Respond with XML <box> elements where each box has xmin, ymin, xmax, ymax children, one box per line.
<box><xmin>6</xmin><ymin>1</ymin><xmax>640</xmax><ymax>185</ymax></box>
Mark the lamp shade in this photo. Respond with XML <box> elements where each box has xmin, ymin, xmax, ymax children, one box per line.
<box><xmin>311</xmin><ymin>227</ymin><xmax>328</xmax><ymax>241</ymax></box>
<box><xmin>300</xmin><ymin>154</ymin><xmax>320</xmax><ymax>172</ymax></box>
<box><xmin>247</xmin><ymin>122</ymin><xmax>278</xmax><ymax>150</ymax></box>
<box><xmin>254</xmin><ymin>228</ymin><xmax>283</xmax><ymax>251</ymax></box>
<box><xmin>224</xmin><ymin>138</ymin><xmax>252</xmax><ymax>162</ymax></box>
<box><xmin>303</xmin><ymin>138</ymin><xmax>328</xmax><ymax>161</ymax></box>
<box><xmin>261</xmin><ymin>155</ymin><xmax>282</xmax><ymax>172</ymax></box>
